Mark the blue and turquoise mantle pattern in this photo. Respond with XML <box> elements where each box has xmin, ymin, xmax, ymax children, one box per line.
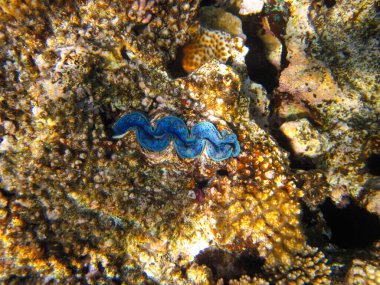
<box><xmin>112</xmin><ymin>112</ymin><xmax>240</xmax><ymax>162</ymax></box>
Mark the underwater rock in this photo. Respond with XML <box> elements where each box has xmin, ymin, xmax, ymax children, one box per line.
<box><xmin>198</xmin><ymin>6</ymin><xmax>245</xmax><ymax>39</ymax></box>
<box><xmin>274</xmin><ymin>0</ymin><xmax>380</xmax><ymax>223</ymax></box>
<box><xmin>239</xmin><ymin>0</ymin><xmax>265</xmax><ymax>15</ymax></box>
<box><xmin>364</xmin><ymin>189</ymin><xmax>380</xmax><ymax>217</ymax></box>
<box><xmin>310</xmin><ymin>0</ymin><xmax>379</xmax><ymax>106</ymax></box>
<box><xmin>279</xmin><ymin>118</ymin><xmax>330</xmax><ymax>159</ymax></box>
<box><xmin>241</xmin><ymin>79</ymin><xmax>270</xmax><ymax>129</ymax></box>
<box><xmin>218</xmin><ymin>0</ymin><xmax>265</xmax><ymax>15</ymax></box>
<box><xmin>258</xmin><ymin>17</ymin><xmax>283</xmax><ymax>71</ymax></box>
<box><xmin>0</xmin><ymin>135</ymin><xmax>16</xmax><ymax>153</ymax></box>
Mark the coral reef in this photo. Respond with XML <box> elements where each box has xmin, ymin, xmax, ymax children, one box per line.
<box><xmin>0</xmin><ymin>0</ymin><xmax>379</xmax><ymax>284</ymax></box>
<box><xmin>273</xmin><ymin>0</ymin><xmax>379</xmax><ymax>213</ymax></box>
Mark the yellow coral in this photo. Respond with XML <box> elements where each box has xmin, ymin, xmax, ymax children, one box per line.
<box><xmin>347</xmin><ymin>259</ymin><xmax>380</xmax><ymax>285</ymax></box>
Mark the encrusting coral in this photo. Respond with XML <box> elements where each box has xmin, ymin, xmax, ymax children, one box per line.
<box><xmin>0</xmin><ymin>0</ymin><xmax>379</xmax><ymax>284</ymax></box>
<box><xmin>182</xmin><ymin>28</ymin><xmax>245</xmax><ymax>73</ymax></box>
<box><xmin>182</xmin><ymin>6</ymin><xmax>247</xmax><ymax>73</ymax></box>
<box><xmin>346</xmin><ymin>258</ymin><xmax>380</xmax><ymax>285</ymax></box>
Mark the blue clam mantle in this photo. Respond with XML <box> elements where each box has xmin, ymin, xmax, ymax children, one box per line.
<box><xmin>112</xmin><ymin>112</ymin><xmax>240</xmax><ymax>162</ymax></box>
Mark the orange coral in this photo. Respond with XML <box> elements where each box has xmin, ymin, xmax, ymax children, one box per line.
<box><xmin>182</xmin><ymin>29</ymin><xmax>243</xmax><ymax>73</ymax></box>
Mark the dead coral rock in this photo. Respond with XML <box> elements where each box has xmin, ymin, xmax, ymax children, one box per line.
<box><xmin>198</xmin><ymin>6</ymin><xmax>245</xmax><ymax>39</ymax></box>
<box><xmin>276</xmin><ymin>46</ymin><xmax>340</xmax><ymax>121</ymax></box>
<box><xmin>274</xmin><ymin>0</ymin><xmax>379</xmax><ymax>226</ymax></box>
<box><xmin>239</xmin><ymin>0</ymin><xmax>265</xmax><ymax>15</ymax></box>
<box><xmin>296</xmin><ymin>170</ymin><xmax>330</xmax><ymax>208</ymax></box>
<box><xmin>275</xmin><ymin>2</ymin><xmax>344</xmax><ymax>124</ymax></box>
<box><xmin>219</xmin><ymin>0</ymin><xmax>265</xmax><ymax>15</ymax></box>
<box><xmin>279</xmin><ymin>118</ymin><xmax>331</xmax><ymax>160</ymax></box>
<box><xmin>258</xmin><ymin>17</ymin><xmax>283</xmax><ymax>71</ymax></box>
<box><xmin>310</xmin><ymin>0</ymin><xmax>379</xmax><ymax>107</ymax></box>
<box><xmin>241</xmin><ymin>80</ymin><xmax>270</xmax><ymax>129</ymax></box>
<box><xmin>364</xmin><ymin>189</ymin><xmax>380</xmax><ymax>217</ymax></box>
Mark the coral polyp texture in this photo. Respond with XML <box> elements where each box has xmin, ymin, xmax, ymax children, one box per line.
<box><xmin>182</xmin><ymin>28</ymin><xmax>245</xmax><ymax>73</ymax></box>
<box><xmin>112</xmin><ymin>112</ymin><xmax>240</xmax><ymax>161</ymax></box>
<box><xmin>1</xmin><ymin>0</ymin><xmax>379</xmax><ymax>284</ymax></box>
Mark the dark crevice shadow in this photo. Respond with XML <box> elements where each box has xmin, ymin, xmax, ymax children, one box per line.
<box><xmin>323</xmin><ymin>0</ymin><xmax>336</xmax><ymax>8</ymax></box>
<box><xmin>243</xmin><ymin>17</ymin><xmax>279</xmax><ymax>93</ymax></box>
<box><xmin>131</xmin><ymin>23</ymin><xmax>149</xmax><ymax>37</ymax></box>
<box><xmin>300</xmin><ymin>201</ymin><xmax>330</xmax><ymax>247</ymax></box>
<box><xmin>320</xmin><ymin>198</ymin><xmax>380</xmax><ymax>249</ymax></box>
<box><xmin>366</xmin><ymin>154</ymin><xmax>380</xmax><ymax>176</ymax></box>
<box><xmin>200</xmin><ymin>0</ymin><xmax>217</xmax><ymax>7</ymax></box>
<box><xmin>167</xmin><ymin>46</ymin><xmax>187</xmax><ymax>78</ymax></box>
<box><xmin>195</xmin><ymin>247</ymin><xmax>265</xmax><ymax>283</ymax></box>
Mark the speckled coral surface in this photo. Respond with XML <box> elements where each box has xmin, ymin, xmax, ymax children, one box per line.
<box><xmin>0</xmin><ymin>0</ymin><xmax>379</xmax><ymax>284</ymax></box>
<box><xmin>274</xmin><ymin>0</ymin><xmax>379</xmax><ymax>214</ymax></box>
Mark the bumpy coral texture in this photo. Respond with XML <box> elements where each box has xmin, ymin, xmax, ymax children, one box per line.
<box><xmin>0</xmin><ymin>0</ymin><xmax>379</xmax><ymax>284</ymax></box>
<box><xmin>347</xmin><ymin>259</ymin><xmax>380</xmax><ymax>285</ymax></box>
<box><xmin>182</xmin><ymin>28</ymin><xmax>244</xmax><ymax>73</ymax></box>
<box><xmin>274</xmin><ymin>0</ymin><xmax>379</xmax><ymax>217</ymax></box>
